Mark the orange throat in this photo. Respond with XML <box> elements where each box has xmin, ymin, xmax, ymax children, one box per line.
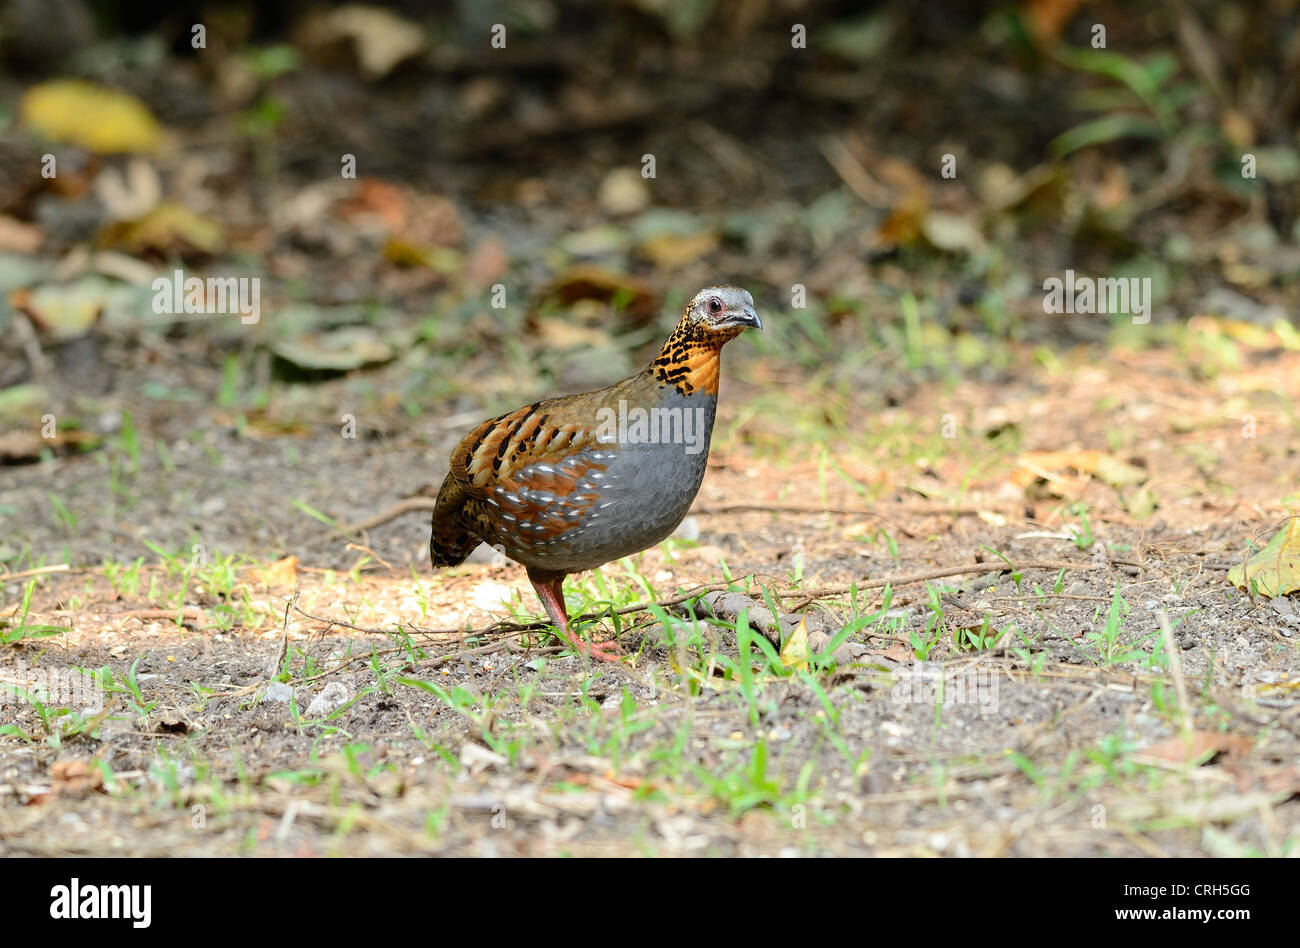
<box><xmin>648</xmin><ymin>316</ymin><xmax>742</xmax><ymax>397</ymax></box>
<box><xmin>651</xmin><ymin>341</ymin><xmax>724</xmax><ymax>397</ymax></box>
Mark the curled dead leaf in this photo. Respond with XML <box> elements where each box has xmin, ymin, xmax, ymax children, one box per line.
<box><xmin>1228</xmin><ymin>517</ymin><xmax>1300</xmax><ymax>598</ymax></box>
<box><xmin>1137</xmin><ymin>731</ymin><xmax>1251</xmax><ymax>766</ymax></box>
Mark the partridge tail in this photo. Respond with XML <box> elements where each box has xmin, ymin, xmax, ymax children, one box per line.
<box><xmin>429</xmin><ymin>475</ymin><xmax>480</xmax><ymax>569</ymax></box>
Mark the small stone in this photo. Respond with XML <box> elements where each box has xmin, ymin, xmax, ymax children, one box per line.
<box><xmin>927</xmin><ymin>832</ymin><xmax>951</xmax><ymax>852</ymax></box>
<box><xmin>598</xmin><ymin>168</ymin><xmax>650</xmax><ymax>215</ymax></box>
<box><xmin>305</xmin><ymin>682</ymin><xmax>350</xmax><ymax>718</ymax></box>
<box><xmin>459</xmin><ymin>742</ymin><xmax>507</xmax><ymax>775</ymax></box>
<box><xmin>261</xmin><ymin>682</ymin><xmax>294</xmax><ymax>704</ymax></box>
<box><xmin>671</xmin><ymin>516</ymin><xmax>700</xmax><ymax>542</ymax></box>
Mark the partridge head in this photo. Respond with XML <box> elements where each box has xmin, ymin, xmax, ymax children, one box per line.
<box><xmin>430</xmin><ymin>285</ymin><xmax>761</xmax><ymax>661</ymax></box>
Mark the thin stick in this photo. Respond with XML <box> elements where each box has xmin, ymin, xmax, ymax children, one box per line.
<box><xmin>268</xmin><ymin>590</ymin><xmax>299</xmax><ymax>679</ymax></box>
<box><xmin>781</xmin><ymin>559</ymin><xmax>1100</xmax><ymax>608</ymax></box>
<box><xmin>340</xmin><ymin>497</ymin><xmax>437</xmax><ymax>534</ymax></box>
<box><xmin>120</xmin><ymin>607</ymin><xmax>206</xmax><ymax>624</ymax></box>
<box><xmin>0</xmin><ymin>564</ymin><xmax>70</xmax><ymax>581</ymax></box>
<box><xmin>1156</xmin><ymin>610</ymin><xmax>1192</xmax><ymax>742</ymax></box>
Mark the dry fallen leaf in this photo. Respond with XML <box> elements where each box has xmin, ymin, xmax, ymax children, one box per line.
<box><xmin>1138</xmin><ymin>731</ymin><xmax>1251</xmax><ymax>765</ymax></box>
<box><xmin>540</xmin><ymin>267</ymin><xmax>659</xmax><ymax>323</ymax></box>
<box><xmin>779</xmin><ymin>615</ymin><xmax>811</xmax><ymax>670</ymax></box>
<box><xmin>10</xmin><ymin>276</ymin><xmax>130</xmax><ymax>340</ymax></box>
<box><xmin>1010</xmin><ymin>449</ymin><xmax>1147</xmax><ymax>493</ymax></box>
<box><xmin>21</xmin><ymin>79</ymin><xmax>163</xmax><ymax>154</ymax></box>
<box><xmin>1121</xmin><ymin>482</ymin><xmax>1159</xmax><ymax>521</ymax></box>
<box><xmin>598</xmin><ymin>168</ymin><xmax>651</xmax><ymax>215</ymax></box>
<box><xmin>1023</xmin><ymin>0</ymin><xmax>1085</xmax><ymax>47</ymax></box>
<box><xmin>0</xmin><ymin>215</ymin><xmax>43</xmax><ymax>253</ymax></box>
<box><xmin>638</xmin><ymin>230</ymin><xmax>719</xmax><ymax>269</ymax></box>
<box><xmin>299</xmin><ymin>5</ymin><xmax>426</xmax><ymax>80</ymax></box>
<box><xmin>869</xmin><ymin>642</ymin><xmax>914</xmax><ymax>663</ymax></box>
<box><xmin>98</xmin><ymin>201</ymin><xmax>225</xmax><ymax>257</ymax></box>
<box><xmin>49</xmin><ymin>759</ymin><xmax>105</xmax><ymax>798</ymax></box>
<box><xmin>255</xmin><ymin>555</ymin><xmax>299</xmax><ymax>591</ymax></box>
<box><xmin>0</xmin><ymin>427</ymin><xmax>98</xmax><ymax>462</ymax></box>
<box><xmin>1228</xmin><ymin>517</ymin><xmax>1300</xmax><ymax>598</ymax></box>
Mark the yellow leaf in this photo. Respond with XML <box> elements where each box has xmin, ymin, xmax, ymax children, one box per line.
<box><xmin>779</xmin><ymin>615</ymin><xmax>811</xmax><ymax>670</ymax></box>
<box><xmin>638</xmin><ymin>231</ymin><xmax>718</xmax><ymax>269</ymax></box>
<box><xmin>98</xmin><ymin>201</ymin><xmax>225</xmax><ymax>256</ymax></box>
<box><xmin>1010</xmin><ymin>449</ymin><xmax>1146</xmax><ymax>491</ymax></box>
<box><xmin>1121</xmin><ymin>483</ymin><xmax>1158</xmax><ymax>520</ymax></box>
<box><xmin>383</xmin><ymin>238</ymin><xmax>461</xmax><ymax>272</ymax></box>
<box><xmin>1228</xmin><ymin>517</ymin><xmax>1300</xmax><ymax>598</ymax></box>
<box><xmin>21</xmin><ymin>80</ymin><xmax>163</xmax><ymax>154</ymax></box>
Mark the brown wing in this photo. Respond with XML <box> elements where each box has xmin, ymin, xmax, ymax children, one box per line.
<box><xmin>432</xmin><ymin>396</ymin><xmax>618</xmax><ymax>565</ymax></box>
<box><xmin>449</xmin><ymin>400</ymin><xmax>602</xmax><ymax>495</ymax></box>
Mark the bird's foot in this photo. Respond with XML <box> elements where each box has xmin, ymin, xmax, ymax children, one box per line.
<box><xmin>529</xmin><ymin>570</ymin><xmax>631</xmax><ymax>664</ymax></box>
<box><xmin>559</xmin><ymin>628</ymin><xmax>628</xmax><ymax>664</ymax></box>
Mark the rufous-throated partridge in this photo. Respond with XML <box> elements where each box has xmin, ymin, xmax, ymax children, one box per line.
<box><xmin>430</xmin><ymin>285</ymin><xmax>761</xmax><ymax>661</ymax></box>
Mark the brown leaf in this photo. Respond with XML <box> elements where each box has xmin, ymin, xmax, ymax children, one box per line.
<box><xmin>869</xmin><ymin>642</ymin><xmax>914</xmax><ymax>663</ymax></box>
<box><xmin>463</xmin><ymin>236</ymin><xmax>508</xmax><ymax>288</ymax></box>
<box><xmin>539</xmin><ymin>267</ymin><xmax>659</xmax><ymax>323</ymax></box>
<box><xmin>0</xmin><ymin>215</ymin><xmax>43</xmax><ymax>252</ymax></box>
<box><xmin>98</xmin><ymin>200</ymin><xmax>225</xmax><ymax>257</ymax></box>
<box><xmin>336</xmin><ymin>177</ymin><xmax>408</xmax><ymax>232</ymax></box>
<box><xmin>876</xmin><ymin>189</ymin><xmax>928</xmax><ymax>250</ymax></box>
<box><xmin>1010</xmin><ymin>449</ymin><xmax>1147</xmax><ymax>493</ymax></box>
<box><xmin>0</xmin><ymin>427</ymin><xmax>98</xmax><ymax>462</ymax></box>
<box><xmin>1023</xmin><ymin>0</ymin><xmax>1084</xmax><ymax>47</ymax></box>
<box><xmin>1139</xmin><ymin>731</ymin><xmax>1251</xmax><ymax>765</ymax></box>
<box><xmin>50</xmin><ymin>759</ymin><xmax>104</xmax><ymax>798</ymax></box>
<box><xmin>297</xmin><ymin>5</ymin><xmax>426</xmax><ymax>80</ymax></box>
<box><xmin>255</xmin><ymin>555</ymin><xmax>299</xmax><ymax>591</ymax></box>
<box><xmin>638</xmin><ymin>230</ymin><xmax>718</xmax><ymax>268</ymax></box>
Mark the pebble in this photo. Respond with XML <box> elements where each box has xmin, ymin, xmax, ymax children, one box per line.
<box><xmin>261</xmin><ymin>682</ymin><xmax>295</xmax><ymax>704</ymax></box>
<box><xmin>305</xmin><ymin>682</ymin><xmax>350</xmax><ymax>718</ymax></box>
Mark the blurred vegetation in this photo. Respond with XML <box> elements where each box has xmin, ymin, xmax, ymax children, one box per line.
<box><xmin>0</xmin><ymin>0</ymin><xmax>1296</xmax><ymax>448</ymax></box>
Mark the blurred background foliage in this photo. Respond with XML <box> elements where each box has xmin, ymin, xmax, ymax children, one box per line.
<box><xmin>0</xmin><ymin>0</ymin><xmax>1297</xmax><ymax>456</ymax></box>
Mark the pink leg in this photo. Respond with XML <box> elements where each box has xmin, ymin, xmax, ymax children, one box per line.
<box><xmin>527</xmin><ymin>569</ymin><xmax>625</xmax><ymax>662</ymax></box>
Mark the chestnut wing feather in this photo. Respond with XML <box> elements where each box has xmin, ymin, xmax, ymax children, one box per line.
<box><xmin>449</xmin><ymin>399</ymin><xmax>608</xmax><ymax>497</ymax></box>
<box><xmin>439</xmin><ymin>397</ymin><xmax>618</xmax><ymax>551</ymax></box>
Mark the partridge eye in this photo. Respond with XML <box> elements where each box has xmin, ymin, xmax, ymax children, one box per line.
<box><xmin>707</xmin><ymin>297</ymin><xmax>723</xmax><ymax>314</ymax></box>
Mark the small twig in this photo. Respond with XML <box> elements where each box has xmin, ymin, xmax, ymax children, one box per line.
<box><xmin>267</xmin><ymin>591</ymin><xmax>299</xmax><ymax>678</ymax></box>
<box><xmin>0</xmin><ymin>564</ymin><xmax>70</xmax><ymax>582</ymax></box>
<box><xmin>987</xmin><ymin>593</ymin><xmax>1112</xmax><ymax>603</ymax></box>
<box><xmin>340</xmin><ymin>497</ymin><xmax>437</xmax><ymax>534</ymax></box>
<box><xmin>345</xmin><ymin>542</ymin><xmax>394</xmax><ymax>570</ymax></box>
<box><xmin>781</xmin><ymin>558</ymin><xmax>1100</xmax><ymax>609</ymax></box>
<box><xmin>818</xmin><ymin>135</ymin><xmax>893</xmax><ymax>207</ymax></box>
<box><xmin>120</xmin><ymin>607</ymin><xmax>206</xmax><ymax>625</ymax></box>
<box><xmin>1156</xmin><ymin>610</ymin><xmax>1192</xmax><ymax>742</ymax></box>
<box><xmin>11</xmin><ymin>310</ymin><xmax>51</xmax><ymax>378</ymax></box>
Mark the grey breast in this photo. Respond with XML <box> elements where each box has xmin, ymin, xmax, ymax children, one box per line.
<box><xmin>532</xmin><ymin>389</ymin><xmax>717</xmax><ymax>572</ymax></box>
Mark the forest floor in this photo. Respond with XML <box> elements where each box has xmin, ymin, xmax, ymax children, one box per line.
<box><xmin>3</xmin><ymin>332</ymin><xmax>1297</xmax><ymax>856</ymax></box>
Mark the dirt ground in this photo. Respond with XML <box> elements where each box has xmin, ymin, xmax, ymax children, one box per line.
<box><xmin>3</xmin><ymin>339</ymin><xmax>1298</xmax><ymax>857</ymax></box>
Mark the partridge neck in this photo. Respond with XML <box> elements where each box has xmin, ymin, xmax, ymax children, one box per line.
<box><xmin>647</xmin><ymin>321</ymin><xmax>732</xmax><ymax>397</ymax></box>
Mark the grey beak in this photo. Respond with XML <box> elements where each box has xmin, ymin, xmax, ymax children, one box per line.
<box><xmin>738</xmin><ymin>304</ymin><xmax>762</xmax><ymax>330</ymax></box>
